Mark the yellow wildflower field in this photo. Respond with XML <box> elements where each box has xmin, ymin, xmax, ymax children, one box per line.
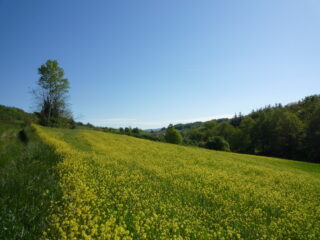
<box><xmin>35</xmin><ymin>125</ymin><xmax>320</xmax><ymax>240</ymax></box>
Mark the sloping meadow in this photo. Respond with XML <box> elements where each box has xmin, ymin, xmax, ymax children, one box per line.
<box><xmin>34</xmin><ymin>125</ymin><xmax>320</xmax><ymax>240</ymax></box>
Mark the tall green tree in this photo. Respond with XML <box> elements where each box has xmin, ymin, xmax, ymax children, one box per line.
<box><xmin>238</xmin><ymin>117</ymin><xmax>255</xmax><ymax>153</ymax></box>
<box><xmin>273</xmin><ymin>110</ymin><xmax>304</xmax><ymax>159</ymax></box>
<box><xmin>33</xmin><ymin>60</ymin><xmax>71</xmax><ymax>126</ymax></box>
<box><xmin>213</xmin><ymin>122</ymin><xmax>239</xmax><ymax>151</ymax></box>
<box><xmin>165</xmin><ymin>124</ymin><xmax>182</xmax><ymax>144</ymax></box>
<box><xmin>305</xmin><ymin>106</ymin><xmax>320</xmax><ymax>162</ymax></box>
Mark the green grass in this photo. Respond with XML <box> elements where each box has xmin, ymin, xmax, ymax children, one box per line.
<box><xmin>35</xmin><ymin>126</ymin><xmax>320</xmax><ymax>239</ymax></box>
<box><xmin>0</xmin><ymin>121</ymin><xmax>25</xmax><ymax>166</ymax></box>
<box><xmin>0</xmin><ymin>123</ymin><xmax>61</xmax><ymax>240</ymax></box>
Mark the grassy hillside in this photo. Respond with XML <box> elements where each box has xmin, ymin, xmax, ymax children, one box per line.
<box><xmin>0</xmin><ymin>123</ymin><xmax>61</xmax><ymax>240</ymax></box>
<box><xmin>0</xmin><ymin>105</ymin><xmax>37</xmax><ymax>123</ymax></box>
<box><xmin>0</xmin><ymin>122</ymin><xmax>25</xmax><ymax>166</ymax></box>
<box><xmin>34</xmin><ymin>125</ymin><xmax>320</xmax><ymax>240</ymax></box>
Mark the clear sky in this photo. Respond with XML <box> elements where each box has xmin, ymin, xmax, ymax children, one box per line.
<box><xmin>1</xmin><ymin>0</ymin><xmax>319</xmax><ymax>129</ymax></box>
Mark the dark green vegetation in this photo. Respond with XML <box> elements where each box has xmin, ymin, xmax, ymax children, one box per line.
<box><xmin>0</xmin><ymin>122</ymin><xmax>61</xmax><ymax>240</ymax></box>
<box><xmin>205</xmin><ymin>136</ymin><xmax>230</xmax><ymax>152</ymax></box>
<box><xmin>164</xmin><ymin>124</ymin><xmax>183</xmax><ymax>144</ymax></box>
<box><xmin>146</xmin><ymin>95</ymin><xmax>320</xmax><ymax>163</ymax></box>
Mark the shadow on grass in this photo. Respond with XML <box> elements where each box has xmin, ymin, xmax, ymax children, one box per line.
<box><xmin>0</xmin><ymin>124</ymin><xmax>61</xmax><ymax>240</ymax></box>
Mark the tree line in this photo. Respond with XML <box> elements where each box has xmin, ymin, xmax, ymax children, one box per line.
<box><xmin>169</xmin><ymin>95</ymin><xmax>320</xmax><ymax>163</ymax></box>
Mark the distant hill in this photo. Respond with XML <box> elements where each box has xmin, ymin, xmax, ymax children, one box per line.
<box><xmin>145</xmin><ymin>118</ymin><xmax>230</xmax><ymax>132</ymax></box>
<box><xmin>173</xmin><ymin>118</ymin><xmax>230</xmax><ymax>131</ymax></box>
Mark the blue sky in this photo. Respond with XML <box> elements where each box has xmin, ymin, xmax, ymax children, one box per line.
<box><xmin>1</xmin><ymin>0</ymin><xmax>319</xmax><ymax>129</ymax></box>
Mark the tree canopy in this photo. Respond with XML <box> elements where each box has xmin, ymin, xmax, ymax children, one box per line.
<box><xmin>33</xmin><ymin>60</ymin><xmax>72</xmax><ymax>127</ymax></box>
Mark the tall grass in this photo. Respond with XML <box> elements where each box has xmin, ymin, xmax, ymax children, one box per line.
<box><xmin>0</xmin><ymin>123</ymin><xmax>61</xmax><ymax>240</ymax></box>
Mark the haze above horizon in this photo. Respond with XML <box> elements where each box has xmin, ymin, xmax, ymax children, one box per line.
<box><xmin>1</xmin><ymin>0</ymin><xmax>320</xmax><ymax>129</ymax></box>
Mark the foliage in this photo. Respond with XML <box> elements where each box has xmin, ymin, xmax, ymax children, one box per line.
<box><xmin>305</xmin><ymin>105</ymin><xmax>320</xmax><ymax>162</ymax></box>
<box><xmin>150</xmin><ymin>94</ymin><xmax>320</xmax><ymax>162</ymax></box>
<box><xmin>174</xmin><ymin>121</ymin><xmax>202</xmax><ymax>131</ymax></box>
<box><xmin>33</xmin><ymin>60</ymin><xmax>72</xmax><ymax>127</ymax></box>
<box><xmin>237</xmin><ymin>117</ymin><xmax>255</xmax><ymax>153</ymax></box>
<box><xmin>205</xmin><ymin>136</ymin><xmax>230</xmax><ymax>152</ymax></box>
<box><xmin>164</xmin><ymin>124</ymin><xmax>182</xmax><ymax>144</ymax></box>
<box><xmin>34</xmin><ymin>126</ymin><xmax>320</xmax><ymax>239</ymax></box>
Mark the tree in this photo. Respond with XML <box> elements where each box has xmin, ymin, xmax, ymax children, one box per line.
<box><xmin>252</xmin><ymin>111</ymin><xmax>276</xmax><ymax>155</ymax></box>
<box><xmin>165</xmin><ymin>124</ymin><xmax>182</xmax><ymax>144</ymax></box>
<box><xmin>305</xmin><ymin>106</ymin><xmax>320</xmax><ymax>162</ymax></box>
<box><xmin>132</xmin><ymin>127</ymin><xmax>140</xmax><ymax>135</ymax></box>
<box><xmin>124</xmin><ymin>127</ymin><xmax>132</xmax><ymax>135</ymax></box>
<box><xmin>238</xmin><ymin>117</ymin><xmax>255</xmax><ymax>153</ymax></box>
<box><xmin>33</xmin><ymin>60</ymin><xmax>71</xmax><ymax>126</ymax></box>
<box><xmin>273</xmin><ymin>110</ymin><xmax>303</xmax><ymax>159</ymax></box>
<box><xmin>252</xmin><ymin>109</ymin><xmax>303</xmax><ymax>158</ymax></box>
<box><xmin>205</xmin><ymin>136</ymin><xmax>230</xmax><ymax>152</ymax></box>
<box><xmin>214</xmin><ymin>122</ymin><xmax>239</xmax><ymax>151</ymax></box>
<box><xmin>183</xmin><ymin>128</ymin><xmax>204</xmax><ymax>145</ymax></box>
<box><xmin>201</xmin><ymin>120</ymin><xmax>217</xmax><ymax>140</ymax></box>
<box><xmin>230</xmin><ymin>112</ymin><xmax>244</xmax><ymax>127</ymax></box>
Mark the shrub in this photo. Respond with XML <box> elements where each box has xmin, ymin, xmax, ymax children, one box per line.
<box><xmin>165</xmin><ymin>124</ymin><xmax>182</xmax><ymax>144</ymax></box>
<box><xmin>205</xmin><ymin>136</ymin><xmax>230</xmax><ymax>152</ymax></box>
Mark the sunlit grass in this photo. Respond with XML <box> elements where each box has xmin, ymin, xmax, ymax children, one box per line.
<box><xmin>35</xmin><ymin>125</ymin><xmax>320</xmax><ymax>240</ymax></box>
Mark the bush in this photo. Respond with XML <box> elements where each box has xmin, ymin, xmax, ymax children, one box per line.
<box><xmin>205</xmin><ymin>136</ymin><xmax>230</xmax><ymax>152</ymax></box>
<box><xmin>165</xmin><ymin>125</ymin><xmax>182</xmax><ymax>144</ymax></box>
<box><xmin>38</xmin><ymin>115</ymin><xmax>76</xmax><ymax>129</ymax></box>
